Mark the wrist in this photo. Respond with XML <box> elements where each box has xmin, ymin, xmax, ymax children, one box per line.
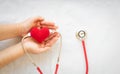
<box><xmin>16</xmin><ymin>23</ymin><xmax>23</xmax><ymax>37</ymax></box>
<box><xmin>15</xmin><ymin>42</ymin><xmax>25</xmax><ymax>56</ymax></box>
<box><xmin>17</xmin><ymin>22</ymin><xmax>27</xmax><ymax>37</ymax></box>
<box><xmin>21</xmin><ymin>38</ymin><xmax>31</xmax><ymax>53</ymax></box>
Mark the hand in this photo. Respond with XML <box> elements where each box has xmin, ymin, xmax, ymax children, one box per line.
<box><xmin>23</xmin><ymin>32</ymin><xmax>60</xmax><ymax>54</ymax></box>
<box><xmin>19</xmin><ymin>16</ymin><xmax>58</xmax><ymax>36</ymax></box>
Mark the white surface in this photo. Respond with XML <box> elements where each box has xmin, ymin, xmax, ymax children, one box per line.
<box><xmin>0</xmin><ymin>0</ymin><xmax>120</xmax><ymax>74</ymax></box>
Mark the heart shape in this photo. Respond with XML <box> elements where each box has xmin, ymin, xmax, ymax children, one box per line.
<box><xmin>30</xmin><ymin>27</ymin><xmax>50</xmax><ymax>43</ymax></box>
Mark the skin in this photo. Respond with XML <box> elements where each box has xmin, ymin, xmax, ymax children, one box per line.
<box><xmin>0</xmin><ymin>16</ymin><xmax>60</xmax><ymax>68</ymax></box>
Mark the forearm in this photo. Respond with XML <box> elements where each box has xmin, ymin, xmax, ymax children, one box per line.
<box><xmin>0</xmin><ymin>24</ymin><xmax>21</xmax><ymax>40</ymax></box>
<box><xmin>0</xmin><ymin>42</ymin><xmax>25</xmax><ymax>68</ymax></box>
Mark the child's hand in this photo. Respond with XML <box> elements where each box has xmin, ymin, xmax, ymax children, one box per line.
<box><xmin>23</xmin><ymin>32</ymin><xmax>60</xmax><ymax>54</ymax></box>
<box><xmin>19</xmin><ymin>17</ymin><xmax>58</xmax><ymax>36</ymax></box>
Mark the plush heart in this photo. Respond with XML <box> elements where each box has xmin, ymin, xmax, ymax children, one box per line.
<box><xmin>30</xmin><ymin>27</ymin><xmax>50</xmax><ymax>43</ymax></box>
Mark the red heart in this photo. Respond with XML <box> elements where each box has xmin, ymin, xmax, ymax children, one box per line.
<box><xmin>30</xmin><ymin>27</ymin><xmax>50</xmax><ymax>43</ymax></box>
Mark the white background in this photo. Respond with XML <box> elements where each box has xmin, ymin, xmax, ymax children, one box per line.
<box><xmin>0</xmin><ymin>0</ymin><xmax>120</xmax><ymax>74</ymax></box>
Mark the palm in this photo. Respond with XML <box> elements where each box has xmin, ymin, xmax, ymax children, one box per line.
<box><xmin>23</xmin><ymin>32</ymin><xmax>59</xmax><ymax>54</ymax></box>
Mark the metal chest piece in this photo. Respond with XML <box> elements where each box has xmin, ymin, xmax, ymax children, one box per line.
<box><xmin>76</xmin><ymin>30</ymin><xmax>86</xmax><ymax>40</ymax></box>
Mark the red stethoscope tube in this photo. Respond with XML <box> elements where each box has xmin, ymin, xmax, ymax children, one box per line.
<box><xmin>76</xmin><ymin>30</ymin><xmax>89</xmax><ymax>74</ymax></box>
<box><xmin>82</xmin><ymin>40</ymin><xmax>88</xmax><ymax>74</ymax></box>
<box><xmin>54</xmin><ymin>64</ymin><xmax>59</xmax><ymax>74</ymax></box>
<box><xmin>37</xmin><ymin>67</ymin><xmax>43</xmax><ymax>74</ymax></box>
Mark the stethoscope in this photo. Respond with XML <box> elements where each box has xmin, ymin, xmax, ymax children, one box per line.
<box><xmin>21</xmin><ymin>28</ymin><xmax>88</xmax><ymax>74</ymax></box>
<box><xmin>76</xmin><ymin>30</ymin><xmax>89</xmax><ymax>74</ymax></box>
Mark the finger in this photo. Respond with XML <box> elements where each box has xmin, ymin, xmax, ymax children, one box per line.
<box><xmin>39</xmin><ymin>41</ymin><xmax>45</xmax><ymax>48</ymax></box>
<box><xmin>41</xmin><ymin>21</ymin><xmax>58</xmax><ymax>29</ymax></box>
<box><xmin>38</xmin><ymin>33</ymin><xmax>57</xmax><ymax>48</ymax></box>
<box><xmin>45</xmin><ymin>33</ymin><xmax>60</xmax><ymax>47</ymax></box>
<box><xmin>33</xmin><ymin>16</ymin><xmax>44</xmax><ymax>23</ymax></box>
<box><xmin>41</xmin><ymin>25</ymin><xmax>58</xmax><ymax>30</ymax></box>
<box><xmin>41</xmin><ymin>21</ymin><xmax>55</xmax><ymax>26</ymax></box>
<box><xmin>29</xmin><ymin>16</ymin><xmax>44</xmax><ymax>27</ymax></box>
<box><xmin>44</xmin><ymin>32</ymin><xmax>57</xmax><ymax>42</ymax></box>
<box><xmin>36</xmin><ymin>22</ymin><xmax>42</xmax><ymax>27</ymax></box>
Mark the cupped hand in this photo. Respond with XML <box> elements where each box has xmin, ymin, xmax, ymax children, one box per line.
<box><xmin>23</xmin><ymin>32</ymin><xmax>60</xmax><ymax>54</ymax></box>
<box><xmin>19</xmin><ymin>16</ymin><xmax>58</xmax><ymax>36</ymax></box>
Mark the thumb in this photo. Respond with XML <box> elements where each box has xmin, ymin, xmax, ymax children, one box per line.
<box><xmin>33</xmin><ymin>16</ymin><xmax>44</xmax><ymax>23</ymax></box>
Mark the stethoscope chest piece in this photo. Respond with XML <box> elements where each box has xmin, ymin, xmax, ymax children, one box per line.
<box><xmin>76</xmin><ymin>29</ymin><xmax>89</xmax><ymax>74</ymax></box>
<box><xmin>76</xmin><ymin>30</ymin><xmax>86</xmax><ymax>40</ymax></box>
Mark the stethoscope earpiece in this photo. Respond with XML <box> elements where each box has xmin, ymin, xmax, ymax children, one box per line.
<box><xmin>76</xmin><ymin>30</ymin><xmax>86</xmax><ymax>40</ymax></box>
